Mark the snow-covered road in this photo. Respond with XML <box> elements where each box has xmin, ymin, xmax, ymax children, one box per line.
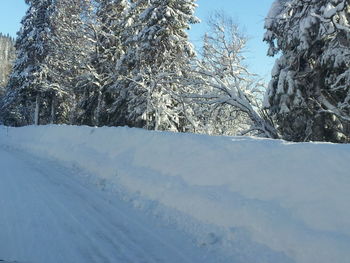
<box><xmin>0</xmin><ymin>147</ymin><xmax>222</xmax><ymax>263</ymax></box>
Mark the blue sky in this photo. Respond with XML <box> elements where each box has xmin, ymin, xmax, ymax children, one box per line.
<box><xmin>0</xmin><ymin>1</ymin><xmax>28</xmax><ymax>37</ymax></box>
<box><xmin>0</xmin><ymin>0</ymin><xmax>275</xmax><ymax>79</ymax></box>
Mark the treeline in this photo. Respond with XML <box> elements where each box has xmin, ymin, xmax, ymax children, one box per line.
<box><xmin>0</xmin><ymin>0</ymin><xmax>349</xmax><ymax>143</ymax></box>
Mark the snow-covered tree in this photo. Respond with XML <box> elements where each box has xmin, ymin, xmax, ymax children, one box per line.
<box><xmin>264</xmin><ymin>0</ymin><xmax>350</xmax><ymax>142</ymax></box>
<box><xmin>51</xmin><ymin>0</ymin><xmax>94</xmax><ymax>123</ymax></box>
<box><xmin>101</xmin><ymin>0</ymin><xmax>150</xmax><ymax>127</ymax></box>
<box><xmin>107</xmin><ymin>0</ymin><xmax>199</xmax><ymax>131</ymax></box>
<box><xmin>73</xmin><ymin>0</ymin><xmax>130</xmax><ymax>126</ymax></box>
<box><xmin>73</xmin><ymin>0</ymin><xmax>144</xmax><ymax>127</ymax></box>
<box><xmin>0</xmin><ymin>0</ymin><xmax>92</xmax><ymax>126</ymax></box>
<box><xmin>185</xmin><ymin>13</ymin><xmax>277</xmax><ymax>138</ymax></box>
<box><xmin>132</xmin><ymin>0</ymin><xmax>199</xmax><ymax>131</ymax></box>
<box><xmin>0</xmin><ymin>0</ymin><xmax>56</xmax><ymax>126</ymax></box>
<box><xmin>0</xmin><ymin>34</ymin><xmax>15</xmax><ymax>96</ymax></box>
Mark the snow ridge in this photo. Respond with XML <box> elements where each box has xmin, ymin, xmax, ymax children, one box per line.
<box><xmin>1</xmin><ymin>125</ymin><xmax>350</xmax><ymax>263</ymax></box>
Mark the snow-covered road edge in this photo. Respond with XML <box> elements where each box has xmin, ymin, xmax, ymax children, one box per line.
<box><xmin>1</xmin><ymin>125</ymin><xmax>350</xmax><ymax>263</ymax></box>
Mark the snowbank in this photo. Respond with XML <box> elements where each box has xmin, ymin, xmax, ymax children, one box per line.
<box><xmin>1</xmin><ymin>125</ymin><xmax>350</xmax><ymax>263</ymax></box>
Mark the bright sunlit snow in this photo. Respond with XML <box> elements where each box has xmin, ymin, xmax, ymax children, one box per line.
<box><xmin>1</xmin><ymin>125</ymin><xmax>349</xmax><ymax>263</ymax></box>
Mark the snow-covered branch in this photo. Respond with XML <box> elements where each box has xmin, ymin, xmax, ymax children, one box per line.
<box><xmin>183</xmin><ymin>12</ymin><xmax>278</xmax><ymax>138</ymax></box>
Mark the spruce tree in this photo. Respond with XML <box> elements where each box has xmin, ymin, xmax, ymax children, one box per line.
<box><xmin>105</xmin><ymin>0</ymin><xmax>150</xmax><ymax>127</ymax></box>
<box><xmin>74</xmin><ymin>0</ymin><xmax>130</xmax><ymax>126</ymax></box>
<box><xmin>1</xmin><ymin>0</ymin><xmax>92</xmax><ymax>126</ymax></box>
<box><xmin>0</xmin><ymin>0</ymin><xmax>55</xmax><ymax>126</ymax></box>
<box><xmin>51</xmin><ymin>0</ymin><xmax>94</xmax><ymax>124</ymax></box>
<box><xmin>117</xmin><ymin>0</ymin><xmax>199</xmax><ymax>131</ymax></box>
<box><xmin>264</xmin><ymin>0</ymin><xmax>350</xmax><ymax>142</ymax></box>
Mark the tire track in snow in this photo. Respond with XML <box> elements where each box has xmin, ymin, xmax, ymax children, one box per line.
<box><xmin>28</xmin><ymin>151</ymin><xmax>194</xmax><ymax>263</ymax></box>
<box><xmin>0</xmin><ymin>147</ymin><xmax>218</xmax><ymax>263</ymax></box>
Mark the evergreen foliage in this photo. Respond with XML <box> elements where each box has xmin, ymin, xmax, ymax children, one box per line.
<box><xmin>125</xmin><ymin>0</ymin><xmax>199</xmax><ymax>131</ymax></box>
<box><xmin>0</xmin><ymin>0</ymin><xmax>92</xmax><ymax>126</ymax></box>
<box><xmin>79</xmin><ymin>0</ymin><xmax>200</xmax><ymax>131</ymax></box>
<box><xmin>1</xmin><ymin>0</ymin><xmax>349</xmax><ymax>143</ymax></box>
<box><xmin>1</xmin><ymin>0</ymin><xmax>56</xmax><ymax>126</ymax></box>
<box><xmin>264</xmin><ymin>0</ymin><xmax>350</xmax><ymax>142</ymax></box>
<box><xmin>73</xmin><ymin>0</ymin><xmax>130</xmax><ymax>126</ymax></box>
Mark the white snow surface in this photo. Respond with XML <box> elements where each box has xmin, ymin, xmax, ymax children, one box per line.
<box><xmin>1</xmin><ymin>125</ymin><xmax>350</xmax><ymax>263</ymax></box>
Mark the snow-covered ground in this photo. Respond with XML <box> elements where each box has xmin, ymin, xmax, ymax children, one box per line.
<box><xmin>0</xmin><ymin>146</ymin><xmax>227</xmax><ymax>263</ymax></box>
<box><xmin>0</xmin><ymin>125</ymin><xmax>349</xmax><ymax>263</ymax></box>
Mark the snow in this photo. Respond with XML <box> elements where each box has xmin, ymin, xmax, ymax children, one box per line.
<box><xmin>0</xmin><ymin>145</ymin><xmax>224</xmax><ymax>263</ymax></box>
<box><xmin>1</xmin><ymin>125</ymin><xmax>350</xmax><ymax>263</ymax></box>
<box><xmin>264</xmin><ymin>0</ymin><xmax>286</xmax><ymax>28</ymax></box>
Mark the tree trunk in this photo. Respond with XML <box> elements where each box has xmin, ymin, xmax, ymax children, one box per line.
<box><xmin>50</xmin><ymin>96</ymin><xmax>56</xmax><ymax>124</ymax></box>
<box><xmin>34</xmin><ymin>94</ymin><xmax>40</xmax><ymax>125</ymax></box>
<box><xmin>94</xmin><ymin>90</ymin><xmax>102</xmax><ymax>127</ymax></box>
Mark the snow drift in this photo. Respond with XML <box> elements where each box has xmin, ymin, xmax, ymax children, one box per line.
<box><xmin>1</xmin><ymin>125</ymin><xmax>349</xmax><ymax>263</ymax></box>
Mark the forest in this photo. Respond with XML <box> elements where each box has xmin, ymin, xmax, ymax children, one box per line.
<box><xmin>0</xmin><ymin>0</ymin><xmax>349</xmax><ymax>143</ymax></box>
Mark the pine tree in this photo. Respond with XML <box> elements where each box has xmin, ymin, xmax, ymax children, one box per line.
<box><xmin>104</xmin><ymin>0</ymin><xmax>150</xmax><ymax>127</ymax></box>
<box><xmin>74</xmin><ymin>0</ymin><xmax>130</xmax><ymax>126</ymax></box>
<box><xmin>264</xmin><ymin>0</ymin><xmax>350</xmax><ymax>142</ymax></box>
<box><xmin>51</xmin><ymin>0</ymin><xmax>94</xmax><ymax>124</ymax></box>
<box><xmin>0</xmin><ymin>0</ymin><xmax>92</xmax><ymax>126</ymax></box>
<box><xmin>116</xmin><ymin>0</ymin><xmax>199</xmax><ymax>131</ymax></box>
<box><xmin>0</xmin><ymin>0</ymin><xmax>56</xmax><ymax>126</ymax></box>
